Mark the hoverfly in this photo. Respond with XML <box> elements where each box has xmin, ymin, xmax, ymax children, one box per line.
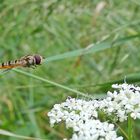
<box><xmin>0</xmin><ymin>54</ymin><xmax>44</xmax><ymax>70</ymax></box>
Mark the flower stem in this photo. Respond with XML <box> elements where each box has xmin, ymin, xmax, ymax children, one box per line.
<box><xmin>128</xmin><ymin>115</ymin><xmax>133</xmax><ymax>140</ymax></box>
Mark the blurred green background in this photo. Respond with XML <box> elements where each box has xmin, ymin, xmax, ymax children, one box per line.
<box><xmin>0</xmin><ymin>0</ymin><xmax>140</xmax><ymax>139</ymax></box>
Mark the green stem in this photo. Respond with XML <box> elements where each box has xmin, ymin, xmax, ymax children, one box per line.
<box><xmin>128</xmin><ymin>114</ymin><xmax>133</xmax><ymax>140</ymax></box>
<box><xmin>115</xmin><ymin>122</ymin><xmax>128</xmax><ymax>140</ymax></box>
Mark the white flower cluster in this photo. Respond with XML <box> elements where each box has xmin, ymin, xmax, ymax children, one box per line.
<box><xmin>48</xmin><ymin>83</ymin><xmax>140</xmax><ymax>140</ymax></box>
<box><xmin>48</xmin><ymin>97</ymin><xmax>123</xmax><ymax>140</ymax></box>
<box><xmin>99</xmin><ymin>83</ymin><xmax>140</xmax><ymax>122</ymax></box>
<box><xmin>48</xmin><ymin>97</ymin><xmax>98</xmax><ymax>127</ymax></box>
<box><xmin>70</xmin><ymin>120</ymin><xmax>123</xmax><ymax>140</ymax></box>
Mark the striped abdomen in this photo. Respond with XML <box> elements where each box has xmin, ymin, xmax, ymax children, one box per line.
<box><xmin>0</xmin><ymin>60</ymin><xmax>22</xmax><ymax>69</ymax></box>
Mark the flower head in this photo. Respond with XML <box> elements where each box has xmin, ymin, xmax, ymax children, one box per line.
<box><xmin>48</xmin><ymin>97</ymin><xmax>123</xmax><ymax>140</ymax></box>
<box><xmin>48</xmin><ymin>83</ymin><xmax>140</xmax><ymax>140</ymax></box>
<box><xmin>99</xmin><ymin>83</ymin><xmax>140</xmax><ymax>121</ymax></box>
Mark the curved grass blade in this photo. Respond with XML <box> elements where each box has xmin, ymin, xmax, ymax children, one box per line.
<box><xmin>13</xmin><ymin>69</ymin><xmax>93</xmax><ymax>99</ymax></box>
<box><xmin>113</xmin><ymin>34</ymin><xmax>140</xmax><ymax>45</ymax></box>
<box><xmin>77</xmin><ymin>73</ymin><xmax>140</xmax><ymax>90</ymax></box>
<box><xmin>0</xmin><ymin>129</ymin><xmax>47</xmax><ymax>140</ymax></box>
<box><xmin>44</xmin><ymin>42</ymin><xmax>111</xmax><ymax>62</ymax></box>
<box><xmin>44</xmin><ymin>33</ymin><xmax>140</xmax><ymax>63</ymax></box>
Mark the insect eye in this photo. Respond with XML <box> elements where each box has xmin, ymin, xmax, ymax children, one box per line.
<box><xmin>34</xmin><ymin>55</ymin><xmax>41</xmax><ymax>64</ymax></box>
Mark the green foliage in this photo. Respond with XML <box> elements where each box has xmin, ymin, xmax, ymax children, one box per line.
<box><xmin>0</xmin><ymin>0</ymin><xmax>140</xmax><ymax>139</ymax></box>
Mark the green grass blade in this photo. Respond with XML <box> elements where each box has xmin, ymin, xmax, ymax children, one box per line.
<box><xmin>45</xmin><ymin>42</ymin><xmax>111</xmax><ymax>62</ymax></box>
<box><xmin>44</xmin><ymin>34</ymin><xmax>139</xmax><ymax>63</ymax></box>
<box><xmin>13</xmin><ymin>69</ymin><xmax>92</xmax><ymax>98</ymax></box>
<box><xmin>74</xmin><ymin>73</ymin><xmax>140</xmax><ymax>91</ymax></box>
<box><xmin>0</xmin><ymin>129</ymin><xmax>47</xmax><ymax>140</ymax></box>
<box><xmin>113</xmin><ymin>34</ymin><xmax>140</xmax><ymax>45</ymax></box>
